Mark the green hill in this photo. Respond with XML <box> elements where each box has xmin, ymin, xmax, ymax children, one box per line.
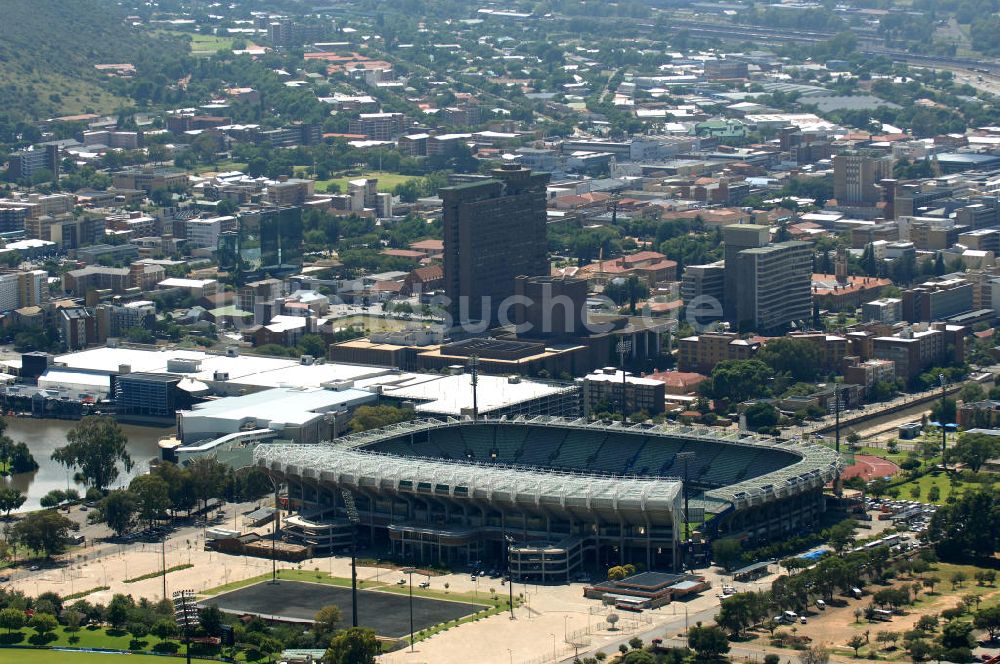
<box><xmin>0</xmin><ymin>0</ymin><xmax>188</xmax><ymax>121</ymax></box>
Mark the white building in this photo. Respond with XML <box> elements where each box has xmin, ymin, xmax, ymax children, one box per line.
<box><xmin>185</xmin><ymin>215</ymin><xmax>235</xmax><ymax>249</ymax></box>
<box><xmin>0</xmin><ymin>269</ymin><xmax>46</xmax><ymax>312</ymax></box>
<box><xmin>177</xmin><ymin>386</ymin><xmax>377</xmax><ymax>444</ymax></box>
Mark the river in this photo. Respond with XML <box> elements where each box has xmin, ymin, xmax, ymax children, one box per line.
<box><xmin>1</xmin><ymin>417</ymin><xmax>171</xmax><ymax>512</ymax></box>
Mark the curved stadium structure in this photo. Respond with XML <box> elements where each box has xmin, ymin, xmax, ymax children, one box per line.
<box><xmin>255</xmin><ymin>417</ymin><xmax>842</xmax><ymax>582</ymax></box>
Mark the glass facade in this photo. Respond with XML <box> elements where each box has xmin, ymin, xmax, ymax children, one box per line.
<box><xmin>218</xmin><ymin>206</ymin><xmax>303</xmax><ymax>283</ymax></box>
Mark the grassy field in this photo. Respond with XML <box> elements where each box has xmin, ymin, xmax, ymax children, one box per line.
<box><xmin>0</xmin><ymin>651</ymin><xmax>173</xmax><ymax>664</ymax></box>
<box><xmin>889</xmin><ymin>470</ymin><xmax>970</xmax><ymax>504</ymax></box>
<box><xmin>328</xmin><ymin>315</ymin><xmax>425</xmax><ymax>334</ymax></box>
<box><xmin>0</xmin><ymin>624</ymin><xmax>173</xmax><ymax>652</ymax></box>
<box><xmin>194</xmin><ymin>161</ymin><xmax>249</xmax><ymax>175</ymax></box>
<box><xmin>311</xmin><ymin>171</ymin><xmax>419</xmax><ymax>194</ymax></box>
<box><xmin>0</xmin><ymin>69</ymin><xmax>130</xmax><ymax>117</ymax></box>
<box><xmin>188</xmin><ymin>33</ymin><xmax>237</xmax><ymax>54</ymax></box>
<box><xmin>155</xmin><ymin>30</ymin><xmax>241</xmax><ymax>55</ymax></box>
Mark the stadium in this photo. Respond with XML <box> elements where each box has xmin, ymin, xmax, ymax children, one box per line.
<box><xmin>254</xmin><ymin>417</ymin><xmax>843</xmax><ymax>582</ymax></box>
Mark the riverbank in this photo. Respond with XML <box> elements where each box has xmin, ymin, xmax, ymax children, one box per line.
<box><xmin>0</xmin><ymin>417</ymin><xmax>172</xmax><ymax>511</ymax></box>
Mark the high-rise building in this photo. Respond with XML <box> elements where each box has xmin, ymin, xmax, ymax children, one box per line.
<box><xmin>348</xmin><ymin>113</ymin><xmax>409</xmax><ymax>140</ymax></box>
<box><xmin>731</xmin><ymin>241</ymin><xmax>814</xmax><ymax>332</ymax></box>
<box><xmin>681</xmin><ymin>261</ymin><xmax>725</xmax><ymax>314</ymax></box>
<box><xmin>722</xmin><ymin>224</ymin><xmax>770</xmax><ymax>319</ymax></box>
<box><xmin>218</xmin><ymin>206</ymin><xmax>303</xmax><ymax>284</ymax></box>
<box><xmin>6</xmin><ymin>144</ymin><xmax>60</xmax><ymax>181</ymax></box>
<box><xmin>441</xmin><ymin>165</ymin><xmax>549</xmax><ymax>327</ymax></box>
<box><xmin>833</xmin><ymin>153</ymin><xmax>893</xmax><ymax>207</ymax></box>
<box><xmin>0</xmin><ymin>269</ymin><xmax>46</xmax><ymax>312</ymax></box>
<box><xmin>512</xmin><ymin>275</ymin><xmax>588</xmax><ymax>338</ymax></box>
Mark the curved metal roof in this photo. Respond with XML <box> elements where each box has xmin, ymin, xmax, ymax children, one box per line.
<box><xmin>253</xmin><ymin>416</ymin><xmax>844</xmax><ymax>513</ymax></box>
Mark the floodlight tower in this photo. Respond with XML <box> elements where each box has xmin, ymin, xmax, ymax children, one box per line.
<box><xmin>616</xmin><ymin>339</ymin><xmax>632</xmax><ymax>424</ymax></box>
<box><xmin>341</xmin><ymin>488</ymin><xmax>360</xmax><ymax>628</ymax></box>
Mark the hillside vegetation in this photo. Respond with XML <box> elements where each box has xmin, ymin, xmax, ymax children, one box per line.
<box><xmin>0</xmin><ymin>0</ymin><xmax>188</xmax><ymax>124</ymax></box>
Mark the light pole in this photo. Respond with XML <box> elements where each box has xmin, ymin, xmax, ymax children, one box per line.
<box><xmin>342</xmin><ymin>488</ymin><xmax>360</xmax><ymax>628</ymax></box>
<box><xmin>616</xmin><ymin>339</ymin><xmax>632</xmax><ymax>424</ymax></box>
<box><xmin>939</xmin><ymin>373</ymin><xmax>947</xmax><ymax>466</ymax></box>
<box><xmin>469</xmin><ymin>354</ymin><xmax>479</xmax><ymax>420</ymax></box>
<box><xmin>235</xmin><ymin>465</ymin><xmax>282</xmax><ymax>585</ymax></box>
<box><xmin>834</xmin><ymin>382</ymin><xmax>843</xmax><ymax>497</ymax></box>
<box><xmin>676</xmin><ymin>451</ymin><xmax>695</xmax><ymax>569</ymax></box>
<box><xmin>161</xmin><ymin>532</ymin><xmax>168</xmax><ymax>600</ymax></box>
<box><xmin>504</xmin><ymin>534</ymin><xmax>515</xmax><ymax>620</ymax></box>
<box><xmin>549</xmin><ymin>633</ymin><xmax>556</xmax><ymax>661</ymax></box>
<box><xmin>403</xmin><ymin>566</ymin><xmax>415</xmax><ymax>652</ymax></box>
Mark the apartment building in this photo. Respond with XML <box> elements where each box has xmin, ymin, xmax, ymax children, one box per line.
<box><xmin>676</xmin><ymin>332</ymin><xmax>759</xmax><ymax>374</ymax></box>
<box><xmin>872</xmin><ymin>324</ymin><xmax>965</xmax><ymax>382</ymax></box>
<box><xmin>0</xmin><ymin>270</ymin><xmax>46</xmax><ymax>312</ymax></box>
<box><xmin>579</xmin><ymin>368</ymin><xmax>666</xmax><ymax>417</ymax></box>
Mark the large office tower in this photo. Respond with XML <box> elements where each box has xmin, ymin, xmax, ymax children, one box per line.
<box><xmin>7</xmin><ymin>144</ymin><xmax>61</xmax><ymax>181</ymax></box>
<box><xmin>833</xmin><ymin>152</ymin><xmax>893</xmax><ymax>207</ymax></box>
<box><xmin>441</xmin><ymin>164</ymin><xmax>550</xmax><ymax>328</ymax></box>
<box><xmin>722</xmin><ymin>224</ymin><xmax>770</xmax><ymax>319</ymax></box>
<box><xmin>731</xmin><ymin>241</ymin><xmax>814</xmax><ymax>332</ymax></box>
<box><xmin>218</xmin><ymin>206</ymin><xmax>303</xmax><ymax>284</ymax></box>
<box><xmin>681</xmin><ymin>261</ymin><xmax>725</xmax><ymax>316</ymax></box>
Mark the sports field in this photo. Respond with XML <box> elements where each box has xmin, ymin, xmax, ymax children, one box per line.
<box><xmin>201</xmin><ymin>580</ymin><xmax>476</xmax><ymax>638</ymax></box>
<box><xmin>0</xmin><ymin>651</ymin><xmax>167</xmax><ymax>663</ymax></box>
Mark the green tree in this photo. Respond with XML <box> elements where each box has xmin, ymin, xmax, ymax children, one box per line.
<box><xmin>297</xmin><ymin>334</ymin><xmax>328</xmax><ymax>358</ymax></box>
<box><xmin>29</xmin><ymin>612</ymin><xmax>58</xmax><ymax>636</ymax></box>
<box><xmin>703</xmin><ymin>359</ymin><xmax>774</xmax><ymax>403</ymax></box>
<box><xmin>186</xmin><ymin>457</ymin><xmax>228</xmax><ymax>512</ymax></box>
<box><xmin>716</xmin><ymin>593</ymin><xmax>754</xmax><ymax>637</ymax></box>
<box><xmin>940</xmin><ymin>619</ymin><xmax>975</xmax><ymax>651</ymax></box>
<box><xmin>11</xmin><ymin>510</ymin><xmax>73</xmax><ymax>557</ymax></box>
<box><xmin>51</xmin><ymin>416</ymin><xmax>132</xmax><ymax>493</ymax></box>
<box><xmin>711</xmin><ymin>538</ymin><xmax>743</xmax><ymax>572</ymax></box>
<box><xmin>744</xmin><ymin>402</ymin><xmax>780</xmax><ymax>431</ymax></box>
<box><xmin>314</xmin><ymin>604</ymin><xmax>342</xmax><ymax>639</ymax></box>
<box><xmin>946</xmin><ymin>433</ymin><xmax>999</xmax><ymax>472</ymax></box>
<box><xmin>129</xmin><ymin>474</ymin><xmax>170</xmax><ymax>527</ymax></box>
<box><xmin>0</xmin><ymin>486</ymin><xmax>26</xmax><ymax>517</ymax></box>
<box><xmin>349</xmin><ymin>405</ymin><xmax>416</xmax><ymax>433</ymax></box>
<box><xmin>0</xmin><ymin>607</ymin><xmax>25</xmax><ymax>634</ymax></box>
<box><xmin>198</xmin><ymin>605</ymin><xmax>224</xmax><ymax>636</ymax></box>
<box><xmin>925</xmin><ymin>488</ymin><xmax>1000</xmax><ymax>559</ymax></box>
<box><xmin>687</xmin><ymin>623</ymin><xmax>730</xmax><ymax>660</ymax></box>
<box><xmin>758</xmin><ymin>338</ymin><xmax>823</xmax><ymax>382</ymax></box>
<box><xmin>846</xmin><ymin>634</ymin><xmax>866</xmax><ymax>657</ymax></box>
<box><xmin>105</xmin><ymin>594</ymin><xmax>134</xmax><ymax>630</ymax></box>
<box><xmin>151</xmin><ymin>618</ymin><xmax>178</xmax><ymax>641</ymax></box>
<box><xmin>101</xmin><ymin>490</ymin><xmax>138</xmax><ymax>537</ymax></box>
<box><xmin>958</xmin><ymin>383</ymin><xmax>985</xmax><ymax>403</ymax></box>
<box><xmin>828</xmin><ymin>520</ymin><xmax>856</xmax><ymax>553</ymax></box>
<box><xmin>39</xmin><ymin>489</ymin><xmax>66</xmax><ymax>508</ymax></box>
<box><xmin>324</xmin><ymin>627</ymin><xmax>381</xmax><ymax>664</ymax></box>
<box><xmin>974</xmin><ymin>606</ymin><xmax>1000</xmax><ymax>641</ymax></box>
<box><xmin>799</xmin><ymin>646</ymin><xmax>830</xmax><ymax>664</ymax></box>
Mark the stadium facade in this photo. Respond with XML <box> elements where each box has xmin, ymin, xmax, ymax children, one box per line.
<box><xmin>255</xmin><ymin>417</ymin><xmax>842</xmax><ymax>582</ymax></box>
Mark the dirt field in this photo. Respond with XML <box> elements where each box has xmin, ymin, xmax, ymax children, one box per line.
<box><xmin>745</xmin><ymin>568</ymin><xmax>1000</xmax><ymax>656</ymax></box>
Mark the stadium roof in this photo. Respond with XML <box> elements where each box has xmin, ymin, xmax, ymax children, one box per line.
<box><xmin>259</xmin><ymin>443</ymin><xmax>683</xmax><ymax>511</ymax></box>
<box><xmin>254</xmin><ymin>416</ymin><xmax>843</xmax><ymax>513</ymax></box>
